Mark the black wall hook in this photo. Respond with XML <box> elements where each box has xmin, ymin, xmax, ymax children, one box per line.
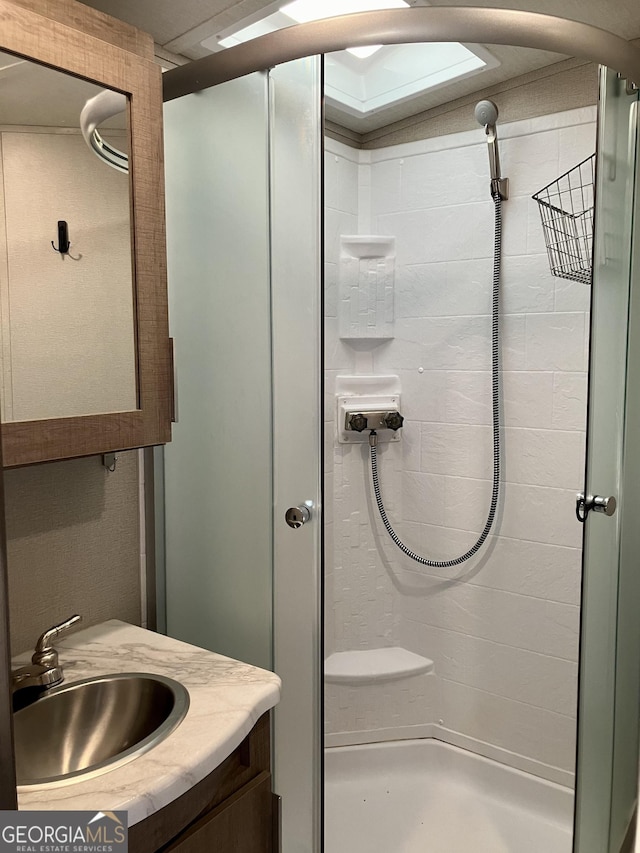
<box><xmin>51</xmin><ymin>220</ymin><xmax>71</xmax><ymax>254</ymax></box>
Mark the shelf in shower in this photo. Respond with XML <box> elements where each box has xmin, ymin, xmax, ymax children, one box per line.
<box><xmin>339</xmin><ymin>235</ymin><xmax>396</xmax><ymax>341</ymax></box>
<box><xmin>324</xmin><ymin>647</ymin><xmax>434</xmax><ymax>685</ymax></box>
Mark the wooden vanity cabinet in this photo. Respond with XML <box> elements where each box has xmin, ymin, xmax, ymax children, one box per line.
<box><xmin>0</xmin><ymin>0</ymin><xmax>173</xmax><ymax>467</ymax></box>
<box><xmin>129</xmin><ymin>713</ymin><xmax>279</xmax><ymax>853</ymax></box>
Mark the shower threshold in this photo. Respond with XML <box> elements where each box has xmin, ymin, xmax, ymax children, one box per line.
<box><xmin>324</xmin><ymin>739</ymin><xmax>573</xmax><ymax>853</ymax></box>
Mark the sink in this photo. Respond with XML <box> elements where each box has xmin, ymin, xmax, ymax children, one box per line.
<box><xmin>14</xmin><ymin>672</ymin><xmax>190</xmax><ymax>787</ymax></box>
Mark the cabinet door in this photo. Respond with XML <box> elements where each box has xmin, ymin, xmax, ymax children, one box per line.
<box><xmin>165</xmin><ymin>773</ymin><xmax>274</xmax><ymax>853</ymax></box>
<box><xmin>0</xmin><ymin>0</ymin><xmax>172</xmax><ymax>467</ymax></box>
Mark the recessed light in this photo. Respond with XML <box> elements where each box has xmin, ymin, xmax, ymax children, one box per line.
<box><xmin>280</xmin><ymin>0</ymin><xmax>409</xmax><ymax>25</ymax></box>
<box><xmin>212</xmin><ymin>1</ymin><xmax>409</xmax><ymax>60</ymax></box>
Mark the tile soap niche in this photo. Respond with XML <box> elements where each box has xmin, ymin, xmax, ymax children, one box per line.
<box><xmin>339</xmin><ymin>235</ymin><xmax>395</xmax><ymax>340</ymax></box>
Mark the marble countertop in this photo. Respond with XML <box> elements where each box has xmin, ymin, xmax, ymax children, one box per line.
<box><xmin>14</xmin><ymin>620</ymin><xmax>281</xmax><ymax>825</ymax></box>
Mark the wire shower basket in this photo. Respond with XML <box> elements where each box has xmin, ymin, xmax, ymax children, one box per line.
<box><xmin>532</xmin><ymin>153</ymin><xmax>596</xmax><ymax>285</ymax></box>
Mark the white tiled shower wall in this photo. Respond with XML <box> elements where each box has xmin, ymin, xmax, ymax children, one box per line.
<box><xmin>324</xmin><ymin>106</ymin><xmax>597</xmax><ymax>785</ymax></box>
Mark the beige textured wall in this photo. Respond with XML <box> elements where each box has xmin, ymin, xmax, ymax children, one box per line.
<box><xmin>5</xmin><ymin>450</ymin><xmax>142</xmax><ymax>655</ymax></box>
<box><xmin>0</xmin><ymin>127</ymin><xmax>143</xmax><ymax>656</ymax></box>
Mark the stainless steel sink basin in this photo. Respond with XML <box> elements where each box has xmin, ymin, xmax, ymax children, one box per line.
<box><xmin>14</xmin><ymin>672</ymin><xmax>189</xmax><ymax>787</ymax></box>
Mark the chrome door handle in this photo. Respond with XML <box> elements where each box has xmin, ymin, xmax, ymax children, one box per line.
<box><xmin>576</xmin><ymin>493</ymin><xmax>617</xmax><ymax>522</ymax></box>
<box><xmin>285</xmin><ymin>505</ymin><xmax>311</xmax><ymax>529</ymax></box>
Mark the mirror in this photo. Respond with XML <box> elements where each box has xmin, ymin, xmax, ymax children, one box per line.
<box><xmin>0</xmin><ymin>51</ymin><xmax>137</xmax><ymax>423</ymax></box>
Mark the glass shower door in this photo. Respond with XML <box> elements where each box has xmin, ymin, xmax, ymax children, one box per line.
<box><xmin>574</xmin><ymin>67</ymin><xmax>640</xmax><ymax>853</ymax></box>
<box><xmin>162</xmin><ymin>57</ymin><xmax>322</xmax><ymax>853</ymax></box>
<box><xmin>162</xmin><ymin>71</ymin><xmax>273</xmax><ymax>672</ymax></box>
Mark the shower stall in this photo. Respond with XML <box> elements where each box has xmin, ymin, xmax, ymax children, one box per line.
<box><xmin>323</xmin><ymin>92</ymin><xmax>591</xmax><ymax>853</ymax></box>
<box><xmin>158</xmin><ymin>14</ymin><xmax>640</xmax><ymax>853</ymax></box>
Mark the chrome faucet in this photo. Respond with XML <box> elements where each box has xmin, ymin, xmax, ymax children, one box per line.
<box><xmin>11</xmin><ymin>615</ymin><xmax>82</xmax><ymax>703</ymax></box>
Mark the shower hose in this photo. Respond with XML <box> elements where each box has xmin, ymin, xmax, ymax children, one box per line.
<box><xmin>369</xmin><ymin>191</ymin><xmax>503</xmax><ymax>568</ymax></box>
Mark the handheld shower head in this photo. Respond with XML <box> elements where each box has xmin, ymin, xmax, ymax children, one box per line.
<box><xmin>474</xmin><ymin>100</ymin><xmax>508</xmax><ymax>200</ymax></box>
<box><xmin>475</xmin><ymin>99</ymin><xmax>499</xmax><ymax>129</ymax></box>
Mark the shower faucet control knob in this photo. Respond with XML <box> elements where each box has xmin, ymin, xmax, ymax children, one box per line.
<box><xmin>348</xmin><ymin>413</ymin><xmax>368</xmax><ymax>432</ymax></box>
<box><xmin>385</xmin><ymin>411</ymin><xmax>404</xmax><ymax>431</ymax></box>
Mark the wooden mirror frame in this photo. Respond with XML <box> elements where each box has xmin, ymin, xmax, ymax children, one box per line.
<box><xmin>0</xmin><ymin>0</ymin><xmax>172</xmax><ymax>467</ymax></box>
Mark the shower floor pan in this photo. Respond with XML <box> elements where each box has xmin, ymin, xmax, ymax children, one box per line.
<box><xmin>325</xmin><ymin>739</ymin><xmax>573</xmax><ymax>853</ymax></box>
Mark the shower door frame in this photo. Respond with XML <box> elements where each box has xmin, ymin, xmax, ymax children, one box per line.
<box><xmin>269</xmin><ymin>57</ymin><xmax>324</xmax><ymax>853</ymax></box>
<box><xmin>574</xmin><ymin>70</ymin><xmax>640</xmax><ymax>853</ymax></box>
<box><xmin>163</xmin><ymin>9</ymin><xmax>640</xmax><ymax>101</ymax></box>
<box><xmin>160</xmin><ymin>13</ymin><xmax>640</xmax><ymax>853</ymax></box>
<box><xmin>160</xmin><ymin>59</ymin><xmax>323</xmax><ymax>852</ymax></box>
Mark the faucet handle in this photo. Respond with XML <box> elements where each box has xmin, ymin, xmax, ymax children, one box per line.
<box><xmin>32</xmin><ymin>614</ymin><xmax>82</xmax><ymax>668</ymax></box>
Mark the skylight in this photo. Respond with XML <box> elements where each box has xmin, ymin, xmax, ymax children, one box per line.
<box><xmin>324</xmin><ymin>42</ymin><xmax>493</xmax><ymax>117</ymax></box>
<box><xmin>203</xmin><ymin>1</ymin><xmax>499</xmax><ymax>118</ymax></box>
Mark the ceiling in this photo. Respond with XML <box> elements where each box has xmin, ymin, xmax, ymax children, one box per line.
<box><xmin>0</xmin><ymin>50</ymin><xmax>125</xmax><ymax>131</ymax></box>
<box><xmin>78</xmin><ymin>0</ymin><xmax>640</xmax><ymax>132</ymax></box>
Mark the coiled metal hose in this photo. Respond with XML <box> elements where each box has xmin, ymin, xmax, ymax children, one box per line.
<box><xmin>370</xmin><ymin>192</ymin><xmax>503</xmax><ymax>568</ymax></box>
